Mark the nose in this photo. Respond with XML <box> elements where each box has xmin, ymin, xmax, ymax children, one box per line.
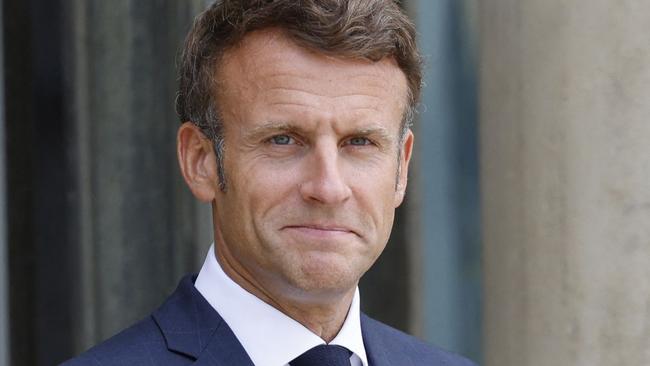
<box><xmin>299</xmin><ymin>142</ymin><xmax>352</xmax><ymax>205</ymax></box>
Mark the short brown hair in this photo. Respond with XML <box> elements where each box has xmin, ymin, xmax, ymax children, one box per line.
<box><xmin>176</xmin><ymin>0</ymin><xmax>422</xmax><ymax>188</ymax></box>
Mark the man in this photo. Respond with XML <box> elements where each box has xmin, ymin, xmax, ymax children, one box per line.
<box><xmin>63</xmin><ymin>0</ymin><xmax>476</xmax><ymax>365</ymax></box>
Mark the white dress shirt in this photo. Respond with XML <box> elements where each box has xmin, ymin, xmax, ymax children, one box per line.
<box><xmin>194</xmin><ymin>245</ymin><xmax>368</xmax><ymax>366</ymax></box>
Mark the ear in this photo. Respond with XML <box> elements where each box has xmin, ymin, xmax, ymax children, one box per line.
<box><xmin>177</xmin><ymin>122</ymin><xmax>219</xmax><ymax>202</ymax></box>
<box><xmin>394</xmin><ymin>129</ymin><xmax>414</xmax><ymax>207</ymax></box>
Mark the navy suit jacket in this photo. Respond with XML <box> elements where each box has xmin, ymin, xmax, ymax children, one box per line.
<box><xmin>61</xmin><ymin>275</ymin><xmax>476</xmax><ymax>366</ymax></box>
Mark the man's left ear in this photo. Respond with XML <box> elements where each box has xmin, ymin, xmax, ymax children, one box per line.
<box><xmin>394</xmin><ymin>129</ymin><xmax>414</xmax><ymax>207</ymax></box>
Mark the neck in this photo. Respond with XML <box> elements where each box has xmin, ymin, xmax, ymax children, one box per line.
<box><xmin>215</xmin><ymin>246</ymin><xmax>356</xmax><ymax>342</ymax></box>
<box><xmin>267</xmin><ymin>287</ymin><xmax>356</xmax><ymax>342</ymax></box>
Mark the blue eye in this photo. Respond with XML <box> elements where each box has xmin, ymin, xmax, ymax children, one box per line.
<box><xmin>349</xmin><ymin>137</ymin><xmax>371</xmax><ymax>146</ymax></box>
<box><xmin>270</xmin><ymin>135</ymin><xmax>293</xmax><ymax>145</ymax></box>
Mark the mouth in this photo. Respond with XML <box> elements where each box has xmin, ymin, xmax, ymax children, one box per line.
<box><xmin>282</xmin><ymin>224</ymin><xmax>360</xmax><ymax>238</ymax></box>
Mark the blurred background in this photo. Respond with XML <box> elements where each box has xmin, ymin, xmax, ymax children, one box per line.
<box><xmin>2</xmin><ymin>0</ymin><xmax>650</xmax><ymax>365</ymax></box>
<box><xmin>1</xmin><ymin>1</ymin><xmax>481</xmax><ymax>364</ymax></box>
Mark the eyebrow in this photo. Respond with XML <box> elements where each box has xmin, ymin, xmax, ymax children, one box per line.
<box><xmin>244</xmin><ymin>122</ymin><xmax>396</xmax><ymax>144</ymax></box>
<box><xmin>352</xmin><ymin>126</ymin><xmax>395</xmax><ymax>143</ymax></box>
<box><xmin>243</xmin><ymin>122</ymin><xmax>304</xmax><ymax>142</ymax></box>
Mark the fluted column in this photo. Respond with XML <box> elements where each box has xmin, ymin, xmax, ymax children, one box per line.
<box><xmin>0</xmin><ymin>0</ymin><xmax>9</xmax><ymax>363</ymax></box>
<box><xmin>66</xmin><ymin>0</ymin><xmax>213</xmax><ymax>353</ymax></box>
<box><xmin>480</xmin><ymin>1</ymin><xmax>650</xmax><ymax>365</ymax></box>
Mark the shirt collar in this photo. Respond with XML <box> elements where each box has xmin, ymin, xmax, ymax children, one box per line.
<box><xmin>194</xmin><ymin>244</ymin><xmax>368</xmax><ymax>366</ymax></box>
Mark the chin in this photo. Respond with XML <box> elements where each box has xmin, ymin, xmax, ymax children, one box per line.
<box><xmin>285</xmin><ymin>257</ymin><xmax>361</xmax><ymax>297</ymax></box>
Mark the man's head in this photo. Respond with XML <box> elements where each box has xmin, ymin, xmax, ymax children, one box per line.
<box><xmin>176</xmin><ymin>0</ymin><xmax>422</xmax><ymax>190</ymax></box>
<box><xmin>177</xmin><ymin>0</ymin><xmax>421</xmax><ymax>308</ymax></box>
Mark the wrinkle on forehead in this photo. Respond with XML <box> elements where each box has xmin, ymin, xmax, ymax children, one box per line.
<box><xmin>216</xmin><ymin>28</ymin><xmax>408</xmax><ymax>109</ymax></box>
<box><xmin>264</xmin><ymin>87</ymin><xmax>386</xmax><ymax>116</ymax></box>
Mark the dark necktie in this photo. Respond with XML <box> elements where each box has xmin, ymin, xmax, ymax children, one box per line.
<box><xmin>290</xmin><ymin>345</ymin><xmax>352</xmax><ymax>366</ymax></box>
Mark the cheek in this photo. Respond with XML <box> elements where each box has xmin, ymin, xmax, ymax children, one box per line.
<box><xmin>229</xmin><ymin>158</ymin><xmax>301</xmax><ymax>215</ymax></box>
<box><xmin>348</xmin><ymin>167</ymin><xmax>398</xmax><ymax>228</ymax></box>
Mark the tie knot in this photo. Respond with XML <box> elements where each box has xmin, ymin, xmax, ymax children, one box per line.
<box><xmin>290</xmin><ymin>345</ymin><xmax>351</xmax><ymax>366</ymax></box>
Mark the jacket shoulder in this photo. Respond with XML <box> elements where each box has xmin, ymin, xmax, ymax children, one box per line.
<box><xmin>361</xmin><ymin>314</ymin><xmax>478</xmax><ymax>366</ymax></box>
<box><xmin>59</xmin><ymin>316</ymin><xmax>187</xmax><ymax>366</ymax></box>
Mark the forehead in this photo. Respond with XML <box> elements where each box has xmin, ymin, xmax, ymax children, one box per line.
<box><xmin>215</xmin><ymin>29</ymin><xmax>408</xmax><ymax>121</ymax></box>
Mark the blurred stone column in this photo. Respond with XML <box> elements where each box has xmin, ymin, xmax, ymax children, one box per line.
<box><xmin>0</xmin><ymin>0</ymin><xmax>9</xmax><ymax>363</ymax></box>
<box><xmin>4</xmin><ymin>0</ymin><xmax>211</xmax><ymax>363</ymax></box>
<box><xmin>65</xmin><ymin>0</ymin><xmax>212</xmax><ymax>355</ymax></box>
<box><xmin>480</xmin><ymin>1</ymin><xmax>650</xmax><ymax>365</ymax></box>
<box><xmin>404</xmin><ymin>0</ymin><xmax>481</xmax><ymax>361</ymax></box>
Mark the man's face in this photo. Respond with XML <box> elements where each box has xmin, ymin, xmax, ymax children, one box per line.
<box><xmin>212</xmin><ymin>29</ymin><xmax>413</xmax><ymax>303</ymax></box>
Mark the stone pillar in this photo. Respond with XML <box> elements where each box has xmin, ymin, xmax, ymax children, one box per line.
<box><xmin>404</xmin><ymin>0</ymin><xmax>481</xmax><ymax>361</ymax></box>
<box><xmin>0</xmin><ymin>0</ymin><xmax>9</xmax><ymax>363</ymax></box>
<box><xmin>480</xmin><ymin>1</ymin><xmax>650</xmax><ymax>365</ymax></box>
<box><xmin>65</xmin><ymin>0</ymin><xmax>212</xmax><ymax>353</ymax></box>
<box><xmin>3</xmin><ymin>1</ymin><xmax>225</xmax><ymax>363</ymax></box>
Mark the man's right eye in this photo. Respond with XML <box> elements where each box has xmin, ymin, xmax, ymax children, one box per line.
<box><xmin>269</xmin><ymin>135</ymin><xmax>294</xmax><ymax>145</ymax></box>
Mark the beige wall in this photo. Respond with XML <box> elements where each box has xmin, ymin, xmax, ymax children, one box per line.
<box><xmin>480</xmin><ymin>0</ymin><xmax>650</xmax><ymax>365</ymax></box>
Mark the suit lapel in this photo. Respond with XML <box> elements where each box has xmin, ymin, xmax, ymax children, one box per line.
<box><xmin>190</xmin><ymin>322</ymin><xmax>255</xmax><ymax>366</ymax></box>
<box><xmin>361</xmin><ymin>313</ymin><xmax>410</xmax><ymax>366</ymax></box>
<box><xmin>153</xmin><ymin>275</ymin><xmax>254</xmax><ymax>366</ymax></box>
